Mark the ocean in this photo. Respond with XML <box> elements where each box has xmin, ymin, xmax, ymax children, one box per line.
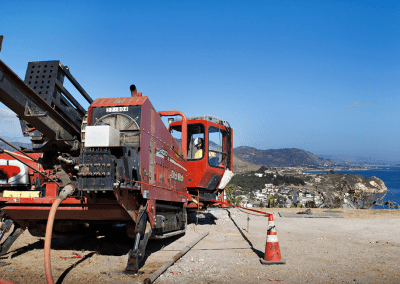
<box><xmin>317</xmin><ymin>167</ymin><xmax>400</xmax><ymax>209</ymax></box>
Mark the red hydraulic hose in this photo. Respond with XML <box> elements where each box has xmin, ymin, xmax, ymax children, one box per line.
<box><xmin>44</xmin><ymin>184</ymin><xmax>75</xmax><ymax>284</ymax></box>
<box><xmin>44</xmin><ymin>197</ymin><xmax>62</xmax><ymax>284</ymax></box>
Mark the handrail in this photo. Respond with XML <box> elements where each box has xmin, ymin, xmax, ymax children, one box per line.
<box><xmin>158</xmin><ymin>111</ymin><xmax>187</xmax><ymax>158</ymax></box>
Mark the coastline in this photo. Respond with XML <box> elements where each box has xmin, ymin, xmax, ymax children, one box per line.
<box><xmin>248</xmin><ymin>166</ymin><xmax>400</xmax><ymax>210</ymax></box>
<box><xmin>304</xmin><ymin>167</ymin><xmax>399</xmax><ymax>209</ymax></box>
<box><xmin>306</xmin><ymin>167</ymin><xmax>373</xmax><ymax>172</ymax></box>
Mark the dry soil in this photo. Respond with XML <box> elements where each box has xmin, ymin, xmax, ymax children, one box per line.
<box><xmin>0</xmin><ymin>208</ymin><xmax>399</xmax><ymax>284</ymax></box>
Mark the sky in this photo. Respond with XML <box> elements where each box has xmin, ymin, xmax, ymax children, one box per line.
<box><xmin>0</xmin><ymin>1</ymin><xmax>399</xmax><ymax>161</ymax></box>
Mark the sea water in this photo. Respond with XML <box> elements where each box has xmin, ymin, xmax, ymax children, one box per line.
<box><xmin>328</xmin><ymin>167</ymin><xmax>400</xmax><ymax>209</ymax></box>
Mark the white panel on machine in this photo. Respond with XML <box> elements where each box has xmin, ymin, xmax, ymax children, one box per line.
<box><xmin>0</xmin><ymin>159</ymin><xmax>29</xmax><ymax>185</ymax></box>
<box><xmin>85</xmin><ymin>126</ymin><xmax>120</xmax><ymax>147</ymax></box>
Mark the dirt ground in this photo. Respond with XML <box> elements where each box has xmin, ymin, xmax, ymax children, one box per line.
<box><xmin>0</xmin><ymin>208</ymin><xmax>399</xmax><ymax>284</ymax></box>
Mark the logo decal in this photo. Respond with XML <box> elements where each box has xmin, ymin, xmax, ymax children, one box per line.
<box><xmin>156</xmin><ymin>148</ymin><xmax>168</xmax><ymax>158</ymax></box>
<box><xmin>170</xmin><ymin>170</ymin><xmax>184</xmax><ymax>182</ymax></box>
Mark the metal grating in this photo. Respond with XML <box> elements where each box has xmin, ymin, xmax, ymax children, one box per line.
<box><xmin>24</xmin><ymin>61</ymin><xmax>63</xmax><ymax>103</ymax></box>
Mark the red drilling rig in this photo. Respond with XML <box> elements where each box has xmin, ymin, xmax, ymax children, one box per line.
<box><xmin>0</xmin><ymin>38</ymin><xmax>233</xmax><ymax>281</ymax></box>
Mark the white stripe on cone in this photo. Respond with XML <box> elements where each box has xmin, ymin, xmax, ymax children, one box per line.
<box><xmin>267</xmin><ymin>235</ymin><xmax>278</xmax><ymax>242</ymax></box>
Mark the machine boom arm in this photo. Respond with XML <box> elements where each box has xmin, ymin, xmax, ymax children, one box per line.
<box><xmin>0</xmin><ymin>59</ymin><xmax>85</xmax><ymax>150</ymax></box>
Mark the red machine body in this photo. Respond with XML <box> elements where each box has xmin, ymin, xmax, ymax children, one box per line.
<box><xmin>0</xmin><ymin>95</ymin><xmax>190</xmax><ymax>232</ymax></box>
<box><xmin>0</xmin><ymin>55</ymin><xmax>233</xmax><ymax>273</ymax></box>
<box><xmin>88</xmin><ymin>96</ymin><xmax>188</xmax><ymax>205</ymax></box>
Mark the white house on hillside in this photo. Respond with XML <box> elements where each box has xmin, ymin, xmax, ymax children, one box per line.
<box><xmin>262</xmin><ymin>183</ymin><xmax>278</xmax><ymax>194</ymax></box>
<box><xmin>255</xmin><ymin>192</ymin><xmax>266</xmax><ymax>200</ymax></box>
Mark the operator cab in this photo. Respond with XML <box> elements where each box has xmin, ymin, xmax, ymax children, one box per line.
<box><xmin>169</xmin><ymin>115</ymin><xmax>233</xmax><ymax>204</ymax></box>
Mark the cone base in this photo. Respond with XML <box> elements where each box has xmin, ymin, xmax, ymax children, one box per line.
<box><xmin>260</xmin><ymin>258</ymin><xmax>286</xmax><ymax>265</ymax></box>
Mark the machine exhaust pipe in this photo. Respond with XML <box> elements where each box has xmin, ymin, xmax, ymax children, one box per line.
<box><xmin>130</xmin><ymin>84</ymin><xmax>142</xmax><ymax>97</ymax></box>
<box><xmin>130</xmin><ymin>84</ymin><xmax>138</xmax><ymax>97</ymax></box>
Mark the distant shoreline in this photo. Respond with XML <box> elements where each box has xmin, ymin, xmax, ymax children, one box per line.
<box><xmin>306</xmin><ymin>167</ymin><xmax>373</xmax><ymax>172</ymax></box>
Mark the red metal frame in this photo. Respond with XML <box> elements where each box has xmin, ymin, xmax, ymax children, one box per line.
<box><xmin>158</xmin><ymin>111</ymin><xmax>187</xmax><ymax>157</ymax></box>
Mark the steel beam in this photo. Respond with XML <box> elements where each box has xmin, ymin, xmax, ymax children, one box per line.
<box><xmin>0</xmin><ymin>59</ymin><xmax>79</xmax><ymax>149</ymax></box>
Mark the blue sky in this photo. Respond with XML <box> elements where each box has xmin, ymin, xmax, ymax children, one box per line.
<box><xmin>1</xmin><ymin>1</ymin><xmax>399</xmax><ymax>160</ymax></box>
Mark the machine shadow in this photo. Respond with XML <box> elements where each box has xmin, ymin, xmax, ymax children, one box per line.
<box><xmin>6</xmin><ymin>227</ymin><xmax>187</xmax><ymax>260</ymax></box>
<box><xmin>55</xmin><ymin>252</ymin><xmax>96</xmax><ymax>284</ymax></box>
<box><xmin>4</xmin><ymin>229</ymin><xmax>186</xmax><ymax>282</ymax></box>
<box><xmin>187</xmin><ymin>211</ymin><xmax>217</xmax><ymax>225</ymax></box>
<box><xmin>227</xmin><ymin>210</ymin><xmax>264</xmax><ymax>258</ymax></box>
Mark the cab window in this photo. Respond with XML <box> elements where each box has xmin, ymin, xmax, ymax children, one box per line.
<box><xmin>187</xmin><ymin>124</ymin><xmax>205</xmax><ymax>160</ymax></box>
<box><xmin>170</xmin><ymin>123</ymin><xmax>205</xmax><ymax>160</ymax></box>
<box><xmin>208</xmin><ymin>126</ymin><xmax>227</xmax><ymax>168</ymax></box>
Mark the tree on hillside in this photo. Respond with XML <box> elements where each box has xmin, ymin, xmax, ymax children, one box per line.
<box><xmin>225</xmin><ymin>184</ymin><xmax>242</xmax><ymax>206</ymax></box>
<box><xmin>229</xmin><ymin>172</ymin><xmax>305</xmax><ymax>191</ymax></box>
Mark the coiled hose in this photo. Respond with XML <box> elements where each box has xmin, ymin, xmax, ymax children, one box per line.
<box><xmin>44</xmin><ymin>184</ymin><xmax>75</xmax><ymax>284</ymax></box>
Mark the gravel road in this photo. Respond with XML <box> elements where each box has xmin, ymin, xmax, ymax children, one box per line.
<box><xmin>0</xmin><ymin>208</ymin><xmax>399</xmax><ymax>284</ymax></box>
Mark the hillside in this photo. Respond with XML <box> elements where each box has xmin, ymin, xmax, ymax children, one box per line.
<box><xmin>233</xmin><ymin>146</ymin><xmax>337</xmax><ymax>167</ymax></box>
<box><xmin>232</xmin><ymin>155</ymin><xmax>259</xmax><ymax>173</ymax></box>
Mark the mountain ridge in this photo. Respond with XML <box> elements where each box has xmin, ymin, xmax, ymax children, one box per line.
<box><xmin>2</xmin><ymin>141</ymin><xmax>337</xmax><ymax>169</ymax></box>
<box><xmin>233</xmin><ymin>146</ymin><xmax>338</xmax><ymax>167</ymax></box>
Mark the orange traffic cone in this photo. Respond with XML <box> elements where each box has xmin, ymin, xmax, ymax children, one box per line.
<box><xmin>260</xmin><ymin>214</ymin><xmax>286</xmax><ymax>265</ymax></box>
